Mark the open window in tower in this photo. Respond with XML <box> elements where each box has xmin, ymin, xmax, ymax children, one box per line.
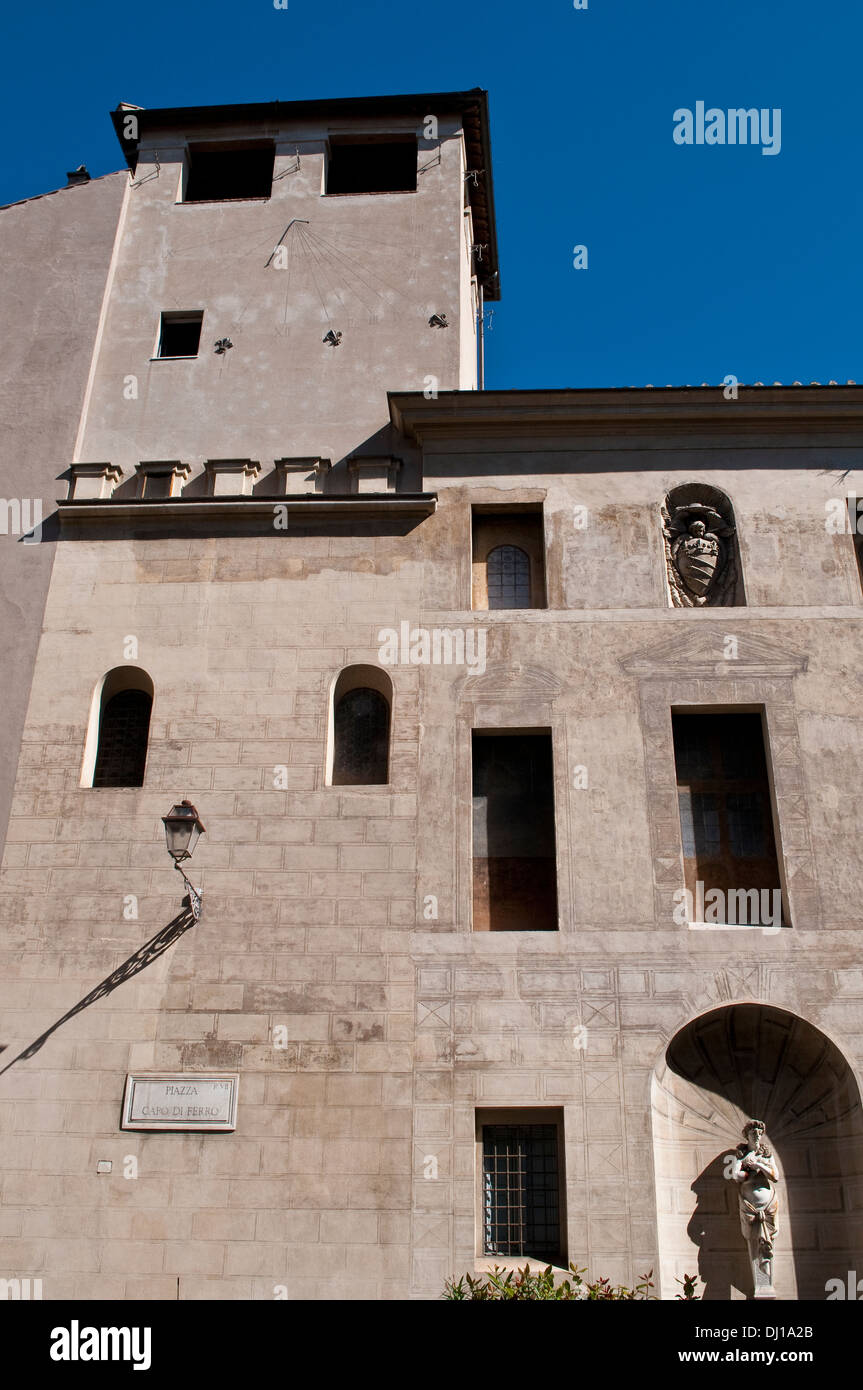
<box><xmin>325</xmin><ymin>135</ymin><xmax>418</xmax><ymax>195</ymax></box>
<box><xmin>183</xmin><ymin>141</ymin><xmax>275</xmax><ymax>202</ymax></box>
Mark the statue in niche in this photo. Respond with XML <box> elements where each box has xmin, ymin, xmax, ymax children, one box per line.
<box><xmin>731</xmin><ymin>1119</ymin><xmax>779</xmax><ymax>1299</ymax></box>
<box><xmin>663</xmin><ymin>497</ymin><xmax>738</xmax><ymax>606</ymax></box>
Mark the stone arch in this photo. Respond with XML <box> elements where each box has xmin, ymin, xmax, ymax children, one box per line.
<box><xmin>651</xmin><ymin>1002</ymin><xmax>863</xmax><ymax>1299</ymax></box>
<box><xmin>80</xmin><ymin>665</ymin><xmax>154</xmax><ymax>788</ymax></box>
<box><xmin>325</xmin><ymin>663</ymin><xmax>392</xmax><ymax>787</ymax></box>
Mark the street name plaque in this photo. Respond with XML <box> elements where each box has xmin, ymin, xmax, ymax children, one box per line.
<box><xmin>121</xmin><ymin>1074</ymin><xmax>238</xmax><ymax>1132</ymax></box>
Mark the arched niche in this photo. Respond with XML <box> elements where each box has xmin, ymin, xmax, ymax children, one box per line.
<box><xmin>652</xmin><ymin>1003</ymin><xmax>863</xmax><ymax>1299</ymax></box>
<box><xmin>325</xmin><ymin>664</ymin><xmax>392</xmax><ymax>787</ymax></box>
<box><xmin>662</xmin><ymin>482</ymin><xmax>745</xmax><ymax>607</ymax></box>
<box><xmin>80</xmin><ymin>666</ymin><xmax>154</xmax><ymax>788</ymax></box>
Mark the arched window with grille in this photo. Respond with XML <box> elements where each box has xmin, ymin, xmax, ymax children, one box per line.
<box><xmin>471</xmin><ymin>510</ymin><xmax>545</xmax><ymax>610</ymax></box>
<box><xmin>328</xmin><ymin>665</ymin><xmax>392</xmax><ymax>786</ymax></box>
<box><xmin>82</xmin><ymin>667</ymin><xmax>154</xmax><ymax>788</ymax></box>
<box><xmin>487</xmin><ymin>544</ymin><xmax>531</xmax><ymax>609</ymax></box>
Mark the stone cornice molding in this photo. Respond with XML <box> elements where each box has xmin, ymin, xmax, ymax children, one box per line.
<box><xmin>56</xmin><ymin>494</ymin><xmax>437</xmax><ymax>530</ymax></box>
<box><xmin>389</xmin><ymin>386</ymin><xmax>863</xmax><ymax>448</ymax></box>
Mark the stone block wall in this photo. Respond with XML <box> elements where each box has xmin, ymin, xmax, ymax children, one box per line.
<box><xmin>2</xmin><ymin>442</ymin><xmax>863</xmax><ymax>1299</ymax></box>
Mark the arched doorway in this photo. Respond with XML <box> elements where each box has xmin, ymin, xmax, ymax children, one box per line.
<box><xmin>652</xmin><ymin>1004</ymin><xmax>863</xmax><ymax>1299</ymax></box>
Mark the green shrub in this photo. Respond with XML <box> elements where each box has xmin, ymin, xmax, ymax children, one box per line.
<box><xmin>442</xmin><ymin>1264</ymin><xmax>701</xmax><ymax>1300</ymax></box>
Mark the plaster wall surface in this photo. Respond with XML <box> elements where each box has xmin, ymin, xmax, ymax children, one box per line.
<box><xmin>0</xmin><ymin>172</ymin><xmax>126</xmax><ymax>851</ymax></box>
<box><xmin>75</xmin><ymin>116</ymin><xmax>476</xmax><ymax>486</ymax></box>
<box><xmin>2</xmin><ymin>413</ymin><xmax>863</xmax><ymax>1298</ymax></box>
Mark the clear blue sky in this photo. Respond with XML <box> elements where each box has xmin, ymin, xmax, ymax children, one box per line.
<box><xmin>2</xmin><ymin>0</ymin><xmax>859</xmax><ymax>390</ymax></box>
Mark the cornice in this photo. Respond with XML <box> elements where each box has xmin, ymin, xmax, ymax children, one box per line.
<box><xmin>57</xmin><ymin>493</ymin><xmax>437</xmax><ymax>529</ymax></box>
<box><xmin>389</xmin><ymin>387</ymin><xmax>863</xmax><ymax>447</ymax></box>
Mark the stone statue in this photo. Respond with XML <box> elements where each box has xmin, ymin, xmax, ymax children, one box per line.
<box><xmin>731</xmin><ymin>1119</ymin><xmax>779</xmax><ymax>1299</ymax></box>
<box><xmin>663</xmin><ymin>498</ymin><xmax>738</xmax><ymax>606</ymax></box>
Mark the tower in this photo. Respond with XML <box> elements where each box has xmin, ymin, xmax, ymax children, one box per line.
<box><xmin>77</xmin><ymin>92</ymin><xmax>499</xmax><ymax>484</ymax></box>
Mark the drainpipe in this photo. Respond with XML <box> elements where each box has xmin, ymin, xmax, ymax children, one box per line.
<box><xmin>477</xmin><ymin>281</ymin><xmax>484</xmax><ymax>390</ymax></box>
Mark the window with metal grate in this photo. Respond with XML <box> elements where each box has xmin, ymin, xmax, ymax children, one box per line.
<box><xmin>93</xmin><ymin>689</ymin><xmax>152</xmax><ymax>788</ymax></box>
<box><xmin>487</xmin><ymin>544</ymin><xmax>531</xmax><ymax>609</ymax></box>
<box><xmin>332</xmin><ymin>686</ymin><xmax>390</xmax><ymax>786</ymax></box>
<box><xmin>482</xmin><ymin>1123</ymin><xmax>562</xmax><ymax>1263</ymax></box>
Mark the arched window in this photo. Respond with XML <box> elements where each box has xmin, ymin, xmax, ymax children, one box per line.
<box><xmin>328</xmin><ymin>665</ymin><xmax>392</xmax><ymax>786</ymax></box>
<box><xmin>487</xmin><ymin>544</ymin><xmax>531</xmax><ymax>610</ymax></box>
<box><xmin>82</xmin><ymin>667</ymin><xmax>154</xmax><ymax>788</ymax></box>
<box><xmin>471</xmin><ymin>510</ymin><xmax>545</xmax><ymax>611</ymax></box>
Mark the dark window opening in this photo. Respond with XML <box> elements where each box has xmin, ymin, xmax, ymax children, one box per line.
<box><xmin>93</xmin><ymin>688</ymin><xmax>152</xmax><ymax>788</ymax></box>
<box><xmin>481</xmin><ymin>1122</ymin><xmax>562</xmax><ymax>1264</ymax></box>
<box><xmin>184</xmin><ymin>143</ymin><xmax>274</xmax><ymax>202</ymax></box>
<box><xmin>472</xmin><ymin>732</ymin><xmax>558</xmax><ymax>931</ymax></box>
<box><xmin>472</xmin><ymin>509</ymin><xmax>546</xmax><ymax>610</ymax></box>
<box><xmin>326</xmin><ymin>138</ymin><xmax>417</xmax><ymax>195</ymax></box>
<box><xmin>672</xmin><ymin>711</ymin><xmax>785</xmax><ymax>924</ymax></box>
<box><xmin>158</xmin><ymin>313</ymin><xmax>203</xmax><ymax>358</ymax></box>
<box><xmin>333</xmin><ymin>687</ymin><xmax>390</xmax><ymax>785</ymax></box>
<box><xmin>487</xmin><ymin>545</ymin><xmax>531</xmax><ymax>609</ymax></box>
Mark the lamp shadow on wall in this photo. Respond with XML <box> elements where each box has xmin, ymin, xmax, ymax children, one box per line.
<box><xmin>0</xmin><ymin>905</ymin><xmax>196</xmax><ymax>1079</ymax></box>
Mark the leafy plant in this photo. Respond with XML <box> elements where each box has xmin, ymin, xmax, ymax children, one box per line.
<box><xmin>443</xmin><ymin>1264</ymin><xmax>701</xmax><ymax>1300</ymax></box>
<box><xmin>444</xmin><ymin>1263</ymin><xmax>700</xmax><ymax>1300</ymax></box>
<box><xmin>675</xmin><ymin>1272</ymin><xmax>702</xmax><ymax>1300</ymax></box>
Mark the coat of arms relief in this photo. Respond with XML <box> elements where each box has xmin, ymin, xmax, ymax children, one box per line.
<box><xmin>662</xmin><ymin>485</ymin><xmax>742</xmax><ymax>607</ymax></box>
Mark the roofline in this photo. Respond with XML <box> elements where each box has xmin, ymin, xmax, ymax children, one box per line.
<box><xmin>0</xmin><ymin>169</ymin><xmax>125</xmax><ymax>214</ymax></box>
<box><xmin>111</xmin><ymin>89</ymin><xmax>500</xmax><ymax>299</ymax></box>
<box><xmin>388</xmin><ymin>384</ymin><xmax>863</xmax><ymax>442</ymax></box>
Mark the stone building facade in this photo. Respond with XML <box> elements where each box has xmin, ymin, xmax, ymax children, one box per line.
<box><xmin>0</xmin><ymin>169</ymin><xmax>127</xmax><ymax>848</ymax></box>
<box><xmin>1</xmin><ymin>90</ymin><xmax>863</xmax><ymax>1302</ymax></box>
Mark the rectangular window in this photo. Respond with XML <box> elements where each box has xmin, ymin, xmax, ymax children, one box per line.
<box><xmin>478</xmin><ymin>1111</ymin><xmax>564</xmax><ymax>1265</ymax></box>
<box><xmin>672</xmin><ymin>711</ymin><xmax>785</xmax><ymax>925</ymax></box>
<box><xmin>157</xmin><ymin>312</ymin><xmax>203</xmax><ymax>359</ymax></box>
<box><xmin>472</xmin><ymin>731</ymin><xmax>558</xmax><ymax>931</ymax></box>
<box><xmin>184</xmin><ymin>142</ymin><xmax>274</xmax><ymax>202</ymax></box>
<box><xmin>325</xmin><ymin>137</ymin><xmax>417</xmax><ymax>195</ymax></box>
<box><xmin>472</xmin><ymin>508</ymin><xmax>546</xmax><ymax>610</ymax></box>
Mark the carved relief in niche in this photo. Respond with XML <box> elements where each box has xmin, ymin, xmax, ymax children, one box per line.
<box><xmin>662</xmin><ymin>483</ymin><xmax>743</xmax><ymax>607</ymax></box>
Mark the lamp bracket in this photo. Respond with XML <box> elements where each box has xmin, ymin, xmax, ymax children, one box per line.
<box><xmin>174</xmin><ymin>860</ymin><xmax>203</xmax><ymax>921</ymax></box>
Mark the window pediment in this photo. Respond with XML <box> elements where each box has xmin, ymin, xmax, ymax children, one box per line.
<box><xmin>621</xmin><ymin>628</ymin><xmax>808</xmax><ymax>679</ymax></box>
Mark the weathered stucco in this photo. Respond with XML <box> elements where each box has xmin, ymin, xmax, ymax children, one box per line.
<box><xmin>1</xmin><ymin>94</ymin><xmax>862</xmax><ymax>1303</ymax></box>
<box><xmin>0</xmin><ymin>171</ymin><xmax>126</xmax><ymax>850</ymax></box>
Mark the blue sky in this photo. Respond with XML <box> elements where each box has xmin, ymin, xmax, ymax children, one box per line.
<box><xmin>2</xmin><ymin>0</ymin><xmax>859</xmax><ymax>389</ymax></box>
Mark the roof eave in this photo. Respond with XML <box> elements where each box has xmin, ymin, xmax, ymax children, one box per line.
<box><xmin>388</xmin><ymin>384</ymin><xmax>863</xmax><ymax>442</ymax></box>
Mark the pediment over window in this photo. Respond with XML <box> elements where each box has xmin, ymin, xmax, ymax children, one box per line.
<box><xmin>621</xmin><ymin>627</ymin><xmax>808</xmax><ymax>678</ymax></box>
<box><xmin>460</xmin><ymin>662</ymin><xmax>563</xmax><ymax>700</ymax></box>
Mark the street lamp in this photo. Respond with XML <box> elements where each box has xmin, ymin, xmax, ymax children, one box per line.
<box><xmin>162</xmin><ymin>800</ymin><xmax>205</xmax><ymax>920</ymax></box>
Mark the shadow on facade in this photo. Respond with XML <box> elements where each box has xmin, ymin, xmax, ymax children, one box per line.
<box><xmin>652</xmin><ymin>1003</ymin><xmax>863</xmax><ymax>1300</ymax></box>
<box><xmin>686</xmin><ymin>1153</ymin><xmax>754</xmax><ymax>1299</ymax></box>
